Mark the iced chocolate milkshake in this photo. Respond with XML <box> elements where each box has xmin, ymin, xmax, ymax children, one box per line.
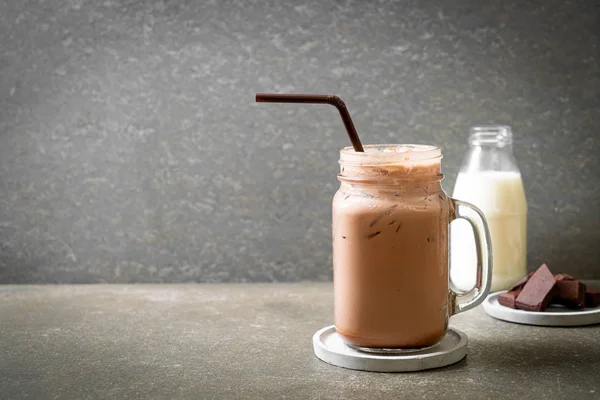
<box><xmin>255</xmin><ymin>94</ymin><xmax>492</xmax><ymax>352</ymax></box>
<box><xmin>333</xmin><ymin>145</ymin><xmax>485</xmax><ymax>350</ymax></box>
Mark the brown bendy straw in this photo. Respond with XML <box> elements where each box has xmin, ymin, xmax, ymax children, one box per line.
<box><xmin>255</xmin><ymin>93</ymin><xmax>364</xmax><ymax>152</ymax></box>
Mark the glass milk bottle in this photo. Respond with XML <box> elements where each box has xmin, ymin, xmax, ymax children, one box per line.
<box><xmin>450</xmin><ymin>126</ymin><xmax>527</xmax><ymax>292</ymax></box>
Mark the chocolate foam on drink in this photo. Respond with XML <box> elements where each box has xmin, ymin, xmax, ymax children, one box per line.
<box><xmin>338</xmin><ymin>145</ymin><xmax>443</xmax><ymax>183</ymax></box>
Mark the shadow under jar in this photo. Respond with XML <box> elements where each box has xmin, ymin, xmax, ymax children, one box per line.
<box><xmin>332</xmin><ymin>145</ymin><xmax>492</xmax><ymax>352</ymax></box>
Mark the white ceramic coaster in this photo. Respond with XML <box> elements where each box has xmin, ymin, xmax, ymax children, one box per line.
<box><xmin>312</xmin><ymin>325</ymin><xmax>467</xmax><ymax>372</ymax></box>
<box><xmin>484</xmin><ymin>291</ymin><xmax>600</xmax><ymax>327</ymax></box>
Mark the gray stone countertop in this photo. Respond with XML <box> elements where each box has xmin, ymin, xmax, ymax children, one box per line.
<box><xmin>1</xmin><ymin>283</ymin><xmax>599</xmax><ymax>400</ymax></box>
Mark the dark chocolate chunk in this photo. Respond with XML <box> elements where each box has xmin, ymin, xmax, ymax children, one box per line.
<box><xmin>554</xmin><ymin>273</ymin><xmax>574</xmax><ymax>282</ymax></box>
<box><xmin>553</xmin><ymin>280</ymin><xmax>586</xmax><ymax>309</ymax></box>
<box><xmin>515</xmin><ymin>264</ymin><xmax>557</xmax><ymax>311</ymax></box>
<box><xmin>498</xmin><ymin>290</ymin><xmax>521</xmax><ymax>309</ymax></box>
<box><xmin>585</xmin><ymin>289</ymin><xmax>600</xmax><ymax>308</ymax></box>
<box><xmin>507</xmin><ymin>271</ymin><xmax>534</xmax><ymax>292</ymax></box>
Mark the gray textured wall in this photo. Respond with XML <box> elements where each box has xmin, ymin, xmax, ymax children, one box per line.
<box><xmin>0</xmin><ymin>0</ymin><xmax>598</xmax><ymax>283</ymax></box>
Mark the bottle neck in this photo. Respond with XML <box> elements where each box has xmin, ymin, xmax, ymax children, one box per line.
<box><xmin>462</xmin><ymin>128</ymin><xmax>520</xmax><ymax>174</ymax></box>
<box><xmin>469</xmin><ymin>142</ymin><xmax>514</xmax><ymax>154</ymax></box>
<box><xmin>469</xmin><ymin>125</ymin><xmax>513</xmax><ymax>147</ymax></box>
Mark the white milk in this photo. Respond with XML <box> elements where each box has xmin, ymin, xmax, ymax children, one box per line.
<box><xmin>450</xmin><ymin>171</ymin><xmax>527</xmax><ymax>292</ymax></box>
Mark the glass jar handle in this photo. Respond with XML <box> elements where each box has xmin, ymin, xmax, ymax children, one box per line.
<box><xmin>448</xmin><ymin>199</ymin><xmax>493</xmax><ymax>316</ymax></box>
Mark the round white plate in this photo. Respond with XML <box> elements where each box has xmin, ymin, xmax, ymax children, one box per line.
<box><xmin>483</xmin><ymin>291</ymin><xmax>600</xmax><ymax>326</ymax></box>
<box><xmin>312</xmin><ymin>325</ymin><xmax>467</xmax><ymax>372</ymax></box>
